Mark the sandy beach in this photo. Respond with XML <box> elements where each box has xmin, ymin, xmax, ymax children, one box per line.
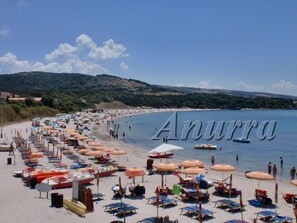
<box><xmin>0</xmin><ymin>109</ymin><xmax>296</xmax><ymax>223</ymax></box>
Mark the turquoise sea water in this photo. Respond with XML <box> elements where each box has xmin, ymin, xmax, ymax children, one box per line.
<box><xmin>114</xmin><ymin>110</ymin><xmax>297</xmax><ymax>180</ymax></box>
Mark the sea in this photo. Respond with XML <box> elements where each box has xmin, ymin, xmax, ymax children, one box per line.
<box><xmin>114</xmin><ymin>110</ymin><xmax>297</xmax><ymax>180</ymax></box>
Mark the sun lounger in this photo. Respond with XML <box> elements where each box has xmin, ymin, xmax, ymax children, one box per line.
<box><xmin>193</xmin><ymin>209</ymin><xmax>214</xmax><ymax>219</ymax></box>
<box><xmin>271</xmin><ymin>216</ymin><xmax>293</xmax><ymax>223</ymax></box>
<box><xmin>224</xmin><ymin>220</ymin><xmax>249</xmax><ymax>223</ymax></box>
<box><xmin>92</xmin><ymin>193</ymin><xmax>104</xmax><ymax>201</ymax></box>
<box><xmin>255</xmin><ymin>210</ymin><xmax>277</xmax><ymax>221</ymax></box>
<box><xmin>248</xmin><ymin>199</ymin><xmax>262</xmax><ymax>207</ymax></box>
<box><xmin>282</xmin><ymin>193</ymin><xmax>297</xmax><ymax>203</ymax></box>
<box><xmin>180</xmin><ymin>205</ymin><xmax>214</xmax><ymax>219</ymax></box>
<box><xmin>147</xmin><ymin>195</ymin><xmax>167</xmax><ymax>204</ymax></box>
<box><xmin>147</xmin><ymin>196</ymin><xmax>177</xmax><ymax>208</ymax></box>
<box><xmin>137</xmin><ymin>217</ymin><xmax>156</xmax><ymax>223</ymax></box>
<box><xmin>115</xmin><ymin>205</ymin><xmax>138</xmax><ymax>216</ymax></box>
<box><xmin>214</xmin><ymin>199</ymin><xmax>244</xmax><ymax>212</ymax></box>
<box><xmin>103</xmin><ymin>202</ymin><xmax>128</xmax><ymax>212</ymax></box>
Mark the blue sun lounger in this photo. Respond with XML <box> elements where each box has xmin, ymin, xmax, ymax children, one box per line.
<box><xmin>271</xmin><ymin>215</ymin><xmax>293</xmax><ymax>223</ymax></box>
<box><xmin>103</xmin><ymin>202</ymin><xmax>128</xmax><ymax>212</ymax></box>
<box><xmin>115</xmin><ymin>205</ymin><xmax>138</xmax><ymax>216</ymax></box>
<box><xmin>224</xmin><ymin>220</ymin><xmax>249</xmax><ymax>223</ymax></box>
<box><xmin>180</xmin><ymin>205</ymin><xmax>214</xmax><ymax>219</ymax></box>
<box><xmin>255</xmin><ymin>210</ymin><xmax>277</xmax><ymax>221</ymax></box>
<box><xmin>137</xmin><ymin>217</ymin><xmax>156</xmax><ymax>223</ymax></box>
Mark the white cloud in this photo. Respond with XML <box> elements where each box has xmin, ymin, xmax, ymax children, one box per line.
<box><xmin>0</xmin><ymin>34</ymin><xmax>129</xmax><ymax>75</ymax></box>
<box><xmin>174</xmin><ymin>81</ymin><xmax>223</xmax><ymax>89</ymax></box>
<box><xmin>236</xmin><ymin>81</ymin><xmax>265</xmax><ymax>91</ymax></box>
<box><xmin>270</xmin><ymin>80</ymin><xmax>297</xmax><ymax>90</ymax></box>
<box><xmin>45</xmin><ymin>43</ymin><xmax>77</xmax><ymax>62</ymax></box>
<box><xmin>0</xmin><ymin>29</ymin><xmax>10</xmax><ymax>37</ymax></box>
<box><xmin>88</xmin><ymin>39</ymin><xmax>129</xmax><ymax>60</ymax></box>
<box><xmin>120</xmin><ymin>62</ymin><xmax>128</xmax><ymax>71</ymax></box>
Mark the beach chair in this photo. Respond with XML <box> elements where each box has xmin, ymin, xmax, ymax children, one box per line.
<box><xmin>282</xmin><ymin>193</ymin><xmax>297</xmax><ymax>203</ymax></box>
<box><xmin>271</xmin><ymin>215</ymin><xmax>294</xmax><ymax>223</ymax></box>
<box><xmin>172</xmin><ymin>184</ymin><xmax>181</xmax><ymax>198</ymax></box>
<box><xmin>147</xmin><ymin>195</ymin><xmax>167</xmax><ymax>204</ymax></box>
<box><xmin>115</xmin><ymin>205</ymin><xmax>138</xmax><ymax>216</ymax></box>
<box><xmin>180</xmin><ymin>205</ymin><xmax>197</xmax><ymax>216</ymax></box>
<box><xmin>214</xmin><ymin>199</ymin><xmax>233</xmax><ymax>208</ymax></box>
<box><xmin>160</xmin><ymin>197</ymin><xmax>177</xmax><ymax>208</ymax></box>
<box><xmin>215</xmin><ymin>183</ymin><xmax>239</xmax><ymax>197</ymax></box>
<box><xmin>103</xmin><ymin>202</ymin><xmax>128</xmax><ymax>212</ymax></box>
<box><xmin>193</xmin><ymin>208</ymin><xmax>214</xmax><ymax>219</ymax></box>
<box><xmin>137</xmin><ymin>217</ymin><xmax>156</xmax><ymax>223</ymax></box>
<box><xmin>255</xmin><ymin>210</ymin><xmax>277</xmax><ymax>222</ymax></box>
<box><xmin>248</xmin><ymin>199</ymin><xmax>262</xmax><ymax>207</ymax></box>
<box><xmin>180</xmin><ymin>188</ymin><xmax>209</xmax><ymax>201</ymax></box>
<box><xmin>224</xmin><ymin>220</ymin><xmax>249</xmax><ymax>223</ymax></box>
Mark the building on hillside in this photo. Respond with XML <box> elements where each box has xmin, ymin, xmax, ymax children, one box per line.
<box><xmin>0</xmin><ymin>92</ymin><xmax>18</xmax><ymax>99</ymax></box>
<box><xmin>8</xmin><ymin>97</ymin><xmax>42</xmax><ymax>102</ymax></box>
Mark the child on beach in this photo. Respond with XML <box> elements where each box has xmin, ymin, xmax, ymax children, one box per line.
<box><xmin>272</xmin><ymin>164</ymin><xmax>277</xmax><ymax>178</ymax></box>
<box><xmin>267</xmin><ymin>162</ymin><xmax>272</xmax><ymax>175</ymax></box>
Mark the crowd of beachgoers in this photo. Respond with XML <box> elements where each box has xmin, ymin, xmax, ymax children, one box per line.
<box><xmin>0</xmin><ymin>108</ymin><xmax>296</xmax><ymax>223</ymax></box>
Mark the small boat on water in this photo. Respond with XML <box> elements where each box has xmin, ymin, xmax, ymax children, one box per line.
<box><xmin>233</xmin><ymin>137</ymin><xmax>250</xmax><ymax>143</ymax></box>
<box><xmin>42</xmin><ymin>172</ymin><xmax>94</xmax><ymax>189</ymax></box>
<box><xmin>194</xmin><ymin>144</ymin><xmax>217</xmax><ymax>150</ymax></box>
<box><xmin>148</xmin><ymin>152</ymin><xmax>174</xmax><ymax>159</ymax></box>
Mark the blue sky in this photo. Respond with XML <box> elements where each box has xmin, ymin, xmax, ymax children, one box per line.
<box><xmin>0</xmin><ymin>0</ymin><xmax>297</xmax><ymax>95</ymax></box>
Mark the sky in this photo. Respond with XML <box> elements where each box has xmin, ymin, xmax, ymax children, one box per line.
<box><xmin>0</xmin><ymin>0</ymin><xmax>297</xmax><ymax>95</ymax></box>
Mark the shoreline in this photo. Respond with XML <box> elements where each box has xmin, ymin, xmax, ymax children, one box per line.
<box><xmin>0</xmin><ymin>109</ymin><xmax>295</xmax><ymax>223</ymax></box>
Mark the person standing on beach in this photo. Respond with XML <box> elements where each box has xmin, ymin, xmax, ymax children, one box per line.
<box><xmin>211</xmin><ymin>155</ymin><xmax>215</xmax><ymax>165</ymax></box>
<box><xmin>290</xmin><ymin>167</ymin><xmax>296</xmax><ymax>180</ymax></box>
<box><xmin>280</xmin><ymin>157</ymin><xmax>283</xmax><ymax>168</ymax></box>
<box><xmin>272</xmin><ymin>164</ymin><xmax>277</xmax><ymax>178</ymax></box>
<box><xmin>268</xmin><ymin>162</ymin><xmax>272</xmax><ymax>175</ymax></box>
<box><xmin>236</xmin><ymin>155</ymin><xmax>239</xmax><ymax>162</ymax></box>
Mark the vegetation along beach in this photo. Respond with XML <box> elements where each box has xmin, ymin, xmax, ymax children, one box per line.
<box><xmin>1</xmin><ymin>1</ymin><xmax>297</xmax><ymax>223</ymax></box>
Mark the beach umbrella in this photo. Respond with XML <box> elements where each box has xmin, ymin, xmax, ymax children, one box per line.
<box><xmin>77</xmin><ymin>148</ymin><xmax>91</xmax><ymax>154</ymax></box>
<box><xmin>110</xmin><ymin>149</ymin><xmax>127</xmax><ymax>165</ymax></box>
<box><xmin>70</xmin><ymin>132</ymin><xmax>80</xmax><ymax>136</ymax></box>
<box><xmin>180</xmin><ymin>159</ymin><xmax>204</xmax><ymax>168</ymax></box>
<box><xmin>275</xmin><ymin>183</ymin><xmax>278</xmax><ymax>204</ymax></box>
<box><xmin>89</xmin><ymin>142</ymin><xmax>102</xmax><ymax>147</ymax></box>
<box><xmin>210</xmin><ymin>164</ymin><xmax>236</xmax><ymax>181</ymax></box>
<box><xmin>85</xmin><ymin>150</ymin><xmax>102</xmax><ymax>157</ymax></box>
<box><xmin>103</xmin><ymin>147</ymin><xmax>115</xmax><ymax>153</ymax></box>
<box><xmin>153</xmin><ymin>163</ymin><xmax>179</xmax><ymax>172</ymax></box>
<box><xmin>239</xmin><ymin>190</ymin><xmax>244</xmax><ymax>221</ymax></box>
<box><xmin>82</xmin><ymin>138</ymin><xmax>93</xmax><ymax>143</ymax></box>
<box><xmin>245</xmin><ymin>171</ymin><xmax>274</xmax><ymax>188</ymax></box>
<box><xmin>124</xmin><ymin>167</ymin><xmax>145</xmax><ymax>185</ymax></box>
<box><xmin>229</xmin><ymin>174</ymin><xmax>233</xmax><ymax>198</ymax></box>
<box><xmin>77</xmin><ymin>136</ymin><xmax>88</xmax><ymax>140</ymax></box>
<box><xmin>291</xmin><ymin>180</ymin><xmax>297</xmax><ymax>186</ymax></box>
<box><xmin>154</xmin><ymin>163</ymin><xmax>179</xmax><ymax>190</ymax></box>
<box><xmin>156</xmin><ymin>187</ymin><xmax>160</xmax><ymax>218</ymax></box>
<box><xmin>92</xmin><ymin>145</ymin><xmax>107</xmax><ymax>151</ymax></box>
<box><xmin>199</xmin><ymin>202</ymin><xmax>202</xmax><ymax>223</ymax></box>
<box><xmin>180</xmin><ymin>167</ymin><xmax>208</xmax><ymax>176</ymax></box>
<box><xmin>195</xmin><ymin>182</ymin><xmax>200</xmax><ymax>208</ymax></box>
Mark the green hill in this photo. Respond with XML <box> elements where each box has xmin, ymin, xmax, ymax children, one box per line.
<box><xmin>0</xmin><ymin>71</ymin><xmax>296</xmax><ymax>112</ymax></box>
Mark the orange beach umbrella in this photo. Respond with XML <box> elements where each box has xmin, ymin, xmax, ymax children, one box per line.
<box><xmin>109</xmin><ymin>149</ymin><xmax>127</xmax><ymax>165</ymax></box>
<box><xmin>245</xmin><ymin>171</ymin><xmax>274</xmax><ymax>188</ymax></box>
<box><xmin>85</xmin><ymin>150</ymin><xmax>102</xmax><ymax>157</ymax></box>
<box><xmin>210</xmin><ymin>164</ymin><xmax>236</xmax><ymax>181</ymax></box>
<box><xmin>124</xmin><ymin>167</ymin><xmax>146</xmax><ymax>185</ymax></box>
<box><xmin>89</xmin><ymin>142</ymin><xmax>102</xmax><ymax>147</ymax></box>
<box><xmin>77</xmin><ymin>149</ymin><xmax>91</xmax><ymax>154</ymax></box>
<box><xmin>180</xmin><ymin>159</ymin><xmax>204</xmax><ymax>168</ymax></box>
<box><xmin>153</xmin><ymin>163</ymin><xmax>179</xmax><ymax>172</ymax></box>
<box><xmin>180</xmin><ymin>167</ymin><xmax>208</xmax><ymax>175</ymax></box>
